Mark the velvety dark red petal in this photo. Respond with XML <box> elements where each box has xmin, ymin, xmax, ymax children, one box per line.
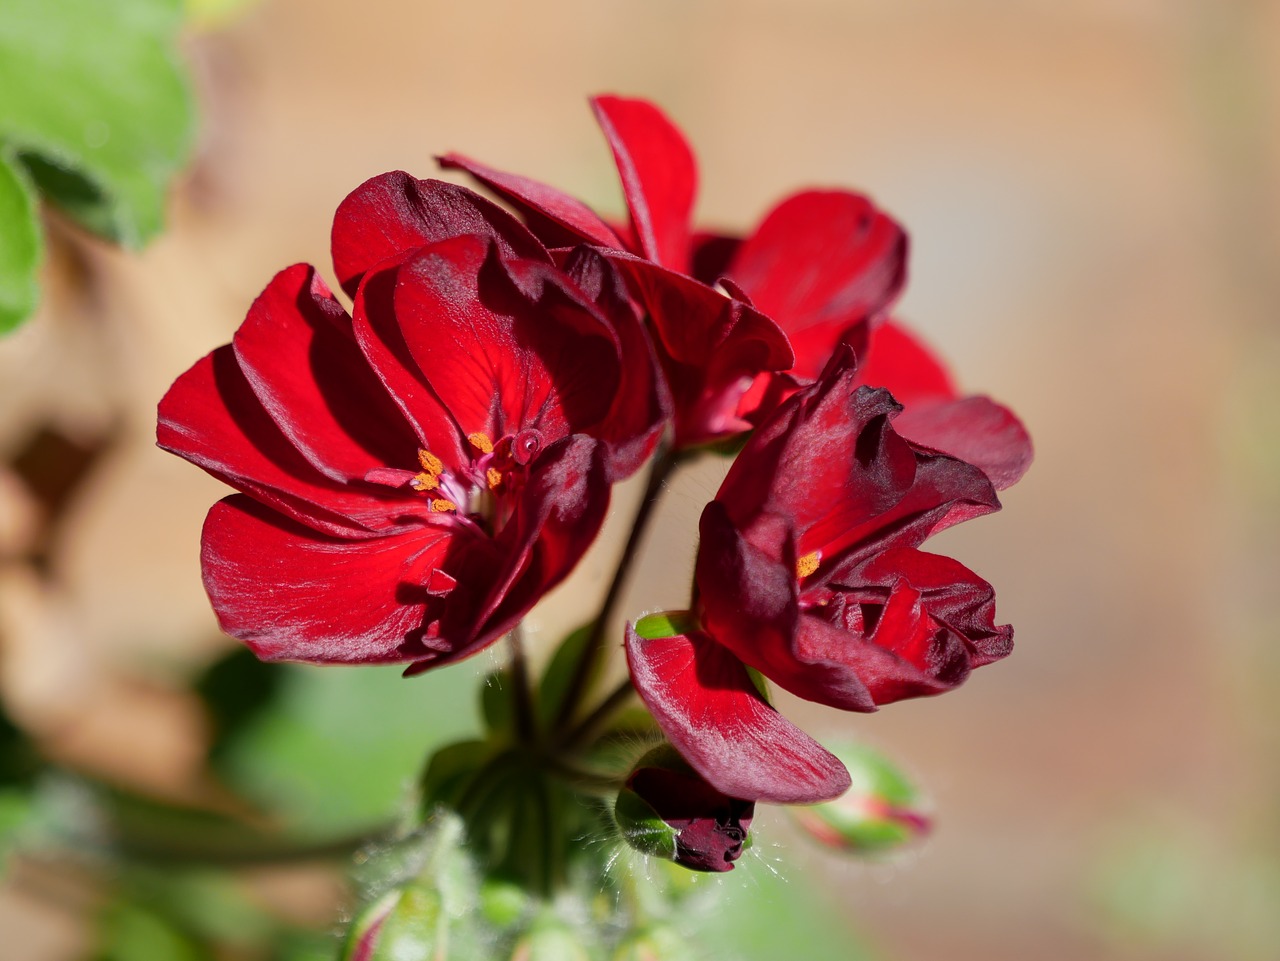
<box><xmin>625</xmin><ymin>625</ymin><xmax>850</xmax><ymax>804</ymax></box>
<box><xmin>894</xmin><ymin>395</ymin><xmax>1033</xmax><ymax>491</ymax></box>
<box><xmin>438</xmin><ymin>153</ymin><xmax>624</xmax><ymax>250</ymax></box>
<box><xmin>158</xmin><ymin>346</ymin><xmax>421</xmax><ymax>537</ymax></box>
<box><xmin>853</xmin><ymin>321</ymin><xmax>956</xmax><ymax>405</ymax></box>
<box><xmin>591</xmin><ymin>95</ymin><xmax>697</xmax><ymax>271</ymax></box>
<box><xmin>331</xmin><ymin>173</ymin><xmax>548</xmax><ymax>297</ymax></box>
<box><xmin>231</xmin><ymin>264</ymin><xmax>420</xmax><ymax>482</ymax></box>
<box><xmin>559</xmin><ymin>246</ymin><xmax>671</xmax><ymax>479</ymax></box>
<box><xmin>201</xmin><ymin>494</ymin><xmax>449</xmax><ymax>663</ymax></box>
<box><xmin>727</xmin><ymin>191</ymin><xmax>907</xmax><ymax>380</ymax></box>
<box><xmin>716</xmin><ymin>350</ymin><xmax>917</xmax><ymax>552</ymax></box>
<box><xmin>861</xmin><ymin>547</ymin><xmax>1013</xmax><ymax>670</ymax></box>
<box><xmin>689</xmin><ymin>231</ymin><xmax>742</xmax><ymax>287</ymax></box>
<box><xmin>388</xmin><ymin>237</ymin><xmax>620</xmax><ymax>445</ymax></box>
<box><xmin>408</xmin><ymin>435</ymin><xmax>612</xmax><ymax>671</ymax></box>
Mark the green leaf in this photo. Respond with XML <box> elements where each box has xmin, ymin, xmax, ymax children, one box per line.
<box><xmin>216</xmin><ymin>662</ymin><xmax>483</xmax><ymax>833</ymax></box>
<box><xmin>95</xmin><ymin>902</ymin><xmax>212</xmax><ymax>961</ymax></box>
<box><xmin>0</xmin><ymin>0</ymin><xmax>196</xmax><ymax>247</ymax></box>
<box><xmin>0</xmin><ymin>151</ymin><xmax>41</xmax><ymax>332</ymax></box>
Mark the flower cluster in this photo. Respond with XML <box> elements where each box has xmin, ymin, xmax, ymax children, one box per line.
<box><xmin>159</xmin><ymin>95</ymin><xmax>1030</xmax><ymax>879</ymax></box>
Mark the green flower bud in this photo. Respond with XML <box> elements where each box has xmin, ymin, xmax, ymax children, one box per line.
<box><xmin>788</xmin><ymin>743</ymin><xmax>930</xmax><ymax>855</ymax></box>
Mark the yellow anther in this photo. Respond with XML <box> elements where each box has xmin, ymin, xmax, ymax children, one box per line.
<box><xmin>430</xmin><ymin>498</ymin><xmax>458</xmax><ymax>513</ymax></box>
<box><xmin>417</xmin><ymin>449</ymin><xmax>444</xmax><ymax>474</ymax></box>
<box><xmin>410</xmin><ymin>472</ymin><xmax>439</xmax><ymax>492</ymax></box>
<box><xmin>486</xmin><ymin>466</ymin><xmax>503</xmax><ymax>490</ymax></box>
<box><xmin>467</xmin><ymin>432</ymin><xmax>494</xmax><ymax>455</ymax></box>
<box><xmin>796</xmin><ymin>551</ymin><xmax>821</xmax><ymax>579</ymax></box>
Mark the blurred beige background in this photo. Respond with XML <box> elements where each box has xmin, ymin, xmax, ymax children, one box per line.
<box><xmin>2</xmin><ymin>1</ymin><xmax>1279</xmax><ymax>959</ymax></box>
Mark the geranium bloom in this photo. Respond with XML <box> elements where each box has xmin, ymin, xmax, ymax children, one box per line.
<box><xmin>626</xmin><ymin>349</ymin><xmax>1015</xmax><ymax>803</ymax></box>
<box><xmin>441</xmin><ymin>96</ymin><xmax>1031</xmax><ymax>487</ymax></box>
<box><xmin>158</xmin><ymin>178</ymin><xmax>666</xmax><ymax>670</ymax></box>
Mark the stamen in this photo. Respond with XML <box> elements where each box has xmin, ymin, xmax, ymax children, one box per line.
<box><xmin>796</xmin><ymin>551</ymin><xmax>821</xmax><ymax>579</ymax></box>
<box><xmin>467</xmin><ymin>432</ymin><xmax>494</xmax><ymax>455</ymax></box>
<box><xmin>430</xmin><ymin>498</ymin><xmax>458</xmax><ymax>513</ymax></box>
<box><xmin>486</xmin><ymin>466</ymin><xmax>503</xmax><ymax>490</ymax></box>
<box><xmin>417</xmin><ymin>449</ymin><xmax>444</xmax><ymax>475</ymax></box>
<box><xmin>410</xmin><ymin>472</ymin><xmax>439</xmax><ymax>492</ymax></box>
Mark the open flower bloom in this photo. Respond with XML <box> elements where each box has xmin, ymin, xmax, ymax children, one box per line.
<box><xmin>158</xmin><ymin>179</ymin><xmax>667</xmax><ymax>671</ymax></box>
<box><xmin>441</xmin><ymin>95</ymin><xmax>1031</xmax><ymax>484</ymax></box>
<box><xmin>626</xmin><ymin>349</ymin><xmax>1019</xmax><ymax>803</ymax></box>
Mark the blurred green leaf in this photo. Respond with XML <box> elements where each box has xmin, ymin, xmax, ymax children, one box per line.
<box><xmin>699</xmin><ymin>861</ymin><xmax>876</xmax><ymax>961</ymax></box>
<box><xmin>194</xmin><ymin>646</ymin><xmax>286</xmax><ymax>765</ymax></box>
<box><xmin>218</xmin><ymin>663</ymin><xmax>483</xmax><ymax>833</ymax></box>
<box><xmin>185</xmin><ymin>0</ymin><xmax>261</xmax><ymax>28</ymax></box>
<box><xmin>0</xmin><ymin>150</ymin><xmax>41</xmax><ymax>332</ymax></box>
<box><xmin>0</xmin><ymin>0</ymin><xmax>196</xmax><ymax>248</ymax></box>
<box><xmin>0</xmin><ymin>788</ymin><xmax>34</xmax><ymax>876</ymax></box>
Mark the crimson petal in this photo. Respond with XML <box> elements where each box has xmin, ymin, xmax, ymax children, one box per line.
<box><xmin>591</xmin><ymin>95</ymin><xmax>697</xmax><ymax>271</ymax></box>
<box><xmin>232</xmin><ymin>264</ymin><xmax>419</xmax><ymax>482</ymax></box>
<box><xmin>331</xmin><ymin>173</ymin><xmax>547</xmax><ymax>297</ymax></box>
<box><xmin>625</xmin><ymin>625</ymin><xmax>850</xmax><ymax>804</ymax></box>
<box><xmin>727</xmin><ymin>191</ymin><xmax>907</xmax><ymax>380</ymax></box>
<box><xmin>201</xmin><ymin>494</ymin><xmax>448</xmax><ymax>664</ymax></box>
<box><xmin>158</xmin><ymin>345</ymin><xmax>418</xmax><ymax>537</ymax></box>
<box><xmin>438</xmin><ymin>152</ymin><xmax>624</xmax><ymax>250</ymax></box>
<box><xmin>894</xmin><ymin>395</ymin><xmax>1033</xmax><ymax>491</ymax></box>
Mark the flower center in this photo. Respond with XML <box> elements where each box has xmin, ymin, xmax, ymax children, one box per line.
<box><xmin>403</xmin><ymin>429</ymin><xmax>545</xmax><ymax>532</ymax></box>
<box><xmin>795</xmin><ymin>550</ymin><xmax>821</xmax><ymax>580</ymax></box>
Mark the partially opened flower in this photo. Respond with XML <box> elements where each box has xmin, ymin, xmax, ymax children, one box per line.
<box><xmin>626</xmin><ymin>348</ymin><xmax>1017</xmax><ymax>802</ymax></box>
<box><xmin>442</xmin><ymin>96</ymin><xmax>1031</xmax><ymax>485</ymax></box>
<box><xmin>158</xmin><ymin>181</ymin><xmax>665</xmax><ymax>671</ymax></box>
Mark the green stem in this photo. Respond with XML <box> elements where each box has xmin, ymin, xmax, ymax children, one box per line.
<box><xmin>557</xmin><ymin>678</ymin><xmax>637</xmax><ymax>752</ymax></box>
<box><xmin>508</xmin><ymin>625</ymin><xmax>537</xmax><ymax>746</ymax></box>
<box><xmin>551</xmin><ymin>449</ymin><xmax>677</xmax><ymax>733</ymax></box>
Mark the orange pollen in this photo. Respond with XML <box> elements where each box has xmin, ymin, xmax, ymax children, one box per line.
<box><xmin>430</xmin><ymin>498</ymin><xmax>458</xmax><ymax>513</ymax></box>
<box><xmin>417</xmin><ymin>449</ymin><xmax>444</xmax><ymax>474</ymax></box>
<box><xmin>467</xmin><ymin>432</ymin><xmax>494</xmax><ymax>455</ymax></box>
<box><xmin>796</xmin><ymin>551</ymin><xmax>821</xmax><ymax>579</ymax></box>
<box><xmin>410</xmin><ymin>472</ymin><xmax>440</xmax><ymax>492</ymax></box>
<box><xmin>486</xmin><ymin>466</ymin><xmax>503</xmax><ymax>490</ymax></box>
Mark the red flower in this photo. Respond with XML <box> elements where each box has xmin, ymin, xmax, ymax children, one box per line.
<box><xmin>158</xmin><ymin>179</ymin><xmax>664</xmax><ymax>671</ymax></box>
<box><xmin>626</xmin><ymin>349</ymin><xmax>1014</xmax><ymax>803</ymax></box>
<box><xmin>441</xmin><ymin>96</ymin><xmax>1031</xmax><ymax>485</ymax></box>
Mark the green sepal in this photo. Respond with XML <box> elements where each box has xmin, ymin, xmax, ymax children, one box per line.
<box><xmin>633</xmin><ymin>610</ymin><xmax>697</xmax><ymax>640</ymax></box>
<box><xmin>613</xmin><ymin>787</ymin><xmax>677</xmax><ymax>862</ymax></box>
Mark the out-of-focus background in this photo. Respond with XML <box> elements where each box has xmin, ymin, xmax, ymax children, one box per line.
<box><xmin>2</xmin><ymin>1</ymin><xmax>1279</xmax><ymax>959</ymax></box>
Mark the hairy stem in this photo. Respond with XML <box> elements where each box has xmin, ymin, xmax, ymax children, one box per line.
<box><xmin>557</xmin><ymin>677</ymin><xmax>638</xmax><ymax>752</ymax></box>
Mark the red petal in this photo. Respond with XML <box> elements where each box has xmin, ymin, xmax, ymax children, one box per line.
<box><xmin>854</xmin><ymin>321</ymin><xmax>956</xmax><ymax>404</ymax></box>
<box><xmin>158</xmin><ymin>345</ymin><xmax>419</xmax><ymax>537</ymax></box>
<box><xmin>591</xmin><ymin>95</ymin><xmax>697</xmax><ymax>270</ymax></box>
<box><xmin>438</xmin><ymin>153</ymin><xmax>624</xmax><ymax>250</ymax></box>
<box><xmin>201</xmin><ymin>494</ymin><xmax>449</xmax><ymax>663</ymax></box>
<box><xmin>331</xmin><ymin>173</ymin><xmax>547</xmax><ymax>297</ymax></box>
<box><xmin>231</xmin><ymin>264</ymin><xmax>419</xmax><ymax>482</ymax></box>
<box><xmin>387</xmin><ymin>237</ymin><xmax>620</xmax><ymax>445</ymax></box>
<box><xmin>559</xmin><ymin>246</ymin><xmax>671</xmax><ymax>479</ymax></box>
<box><xmin>894</xmin><ymin>395</ymin><xmax>1033</xmax><ymax>491</ymax></box>
<box><xmin>625</xmin><ymin>625</ymin><xmax>850</xmax><ymax>804</ymax></box>
<box><xmin>727</xmin><ymin>191</ymin><xmax>907</xmax><ymax>379</ymax></box>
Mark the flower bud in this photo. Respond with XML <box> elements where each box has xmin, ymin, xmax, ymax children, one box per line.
<box><xmin>614</xmin><ymin>744</ymin><xmax>754</xmax><ymax>873</ymax></box>
<box><xmin>788</xmin><ymin>743</ymin><xmax>930</xmax><ymax>855</ymax></box>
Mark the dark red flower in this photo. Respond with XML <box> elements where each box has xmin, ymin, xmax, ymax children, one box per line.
<box><xmin>158</xmin><ymin>180</ymin><xmax>664</xmax><ymax>671</ymax></box>
<box><xmin>626</xmin><ymin>348</ymin><xmax>1015</xmax><ymax>802</ymax></box>
<box><xmin>441</xmin><ymin>96</ymin><xmax>1031</xmax><ymax>484</ymax></box>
